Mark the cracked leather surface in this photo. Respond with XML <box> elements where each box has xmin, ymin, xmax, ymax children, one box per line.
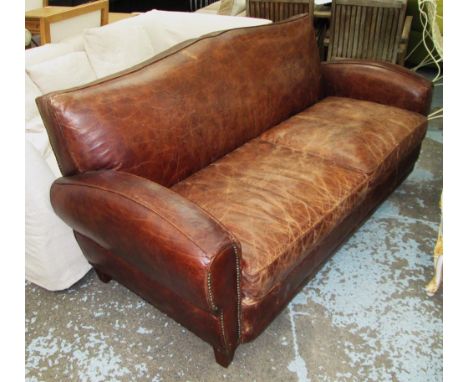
<box><xmin>36</xmin><ymin>14</ymin><xmax>433</xmax><ymax>364</ymax></box>
<box><xmin>37</xmin><ymin>15</ymin><xmax>320</xmax><ymax>186</ymax></box>
<box><xmin>261</xmin><ymin>97</ymin><xmax>427</xmax><ymax>183</ymax></box>
<box><xmin>172</xmin><ymin>139</ymin><xmax>369</xmax><ymax>302</ymax></box>
<box><xmin>172</xmin><ymin>95</ymin><xmax>427</xmax><ymax>303</ymax></box>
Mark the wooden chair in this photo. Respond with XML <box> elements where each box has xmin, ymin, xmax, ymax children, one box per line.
<box><xmin>25</xmin><ymin>0</ymin><xmax>48</xmax><ymax>47</ymax></box>
<box><xmin>246</xmin><ymin>0</ymin><xmax>315</xmax><ymax>23</ymax></box>
<box><xmin>326</xmin><ymin>0</ymin><xmax>412</xmax><ymax>64</ymax></box>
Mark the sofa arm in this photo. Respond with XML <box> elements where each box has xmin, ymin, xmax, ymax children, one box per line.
<box><xmin>321</xmin><ymin>60</ymin><xmax>433</xmax><ymax>116</ymax></box>
<box><xmin>50</xmin><ymin>170</ymin><xmax>240</xmax><ymax>314</ymax></box>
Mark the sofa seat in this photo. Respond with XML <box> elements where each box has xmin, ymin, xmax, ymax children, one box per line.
<box><xmin>172</xmin><ymin>139</ymin><xmax>368</xmax><ymax>303</ymax></box>
<box><xmin>261</xmin><ymin>97</ymin><xmax>427</xmax><ymax>183</ymax></box>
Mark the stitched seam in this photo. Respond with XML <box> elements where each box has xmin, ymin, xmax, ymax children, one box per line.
<box><xmin>261</xmin><ymin>136</ymin><xmax>373</xmax><ymax>174</ymax></box>
<box><xmin>82</xmin><ymin>171</ymin><xmax>239</xmax><ymax>334</ymax></box>
<box><xmin>259</xmin><ymin>116</ymin><xmax>427</xmax><ymax>176</ymax></box>
<box><xmin>55</xmin><ymin>181</ymin><xmax>213</xmax><ymax>260</ymax></box>
<box><xmin>40</xmin><ymin>16</ymin><xmax>304</xmax><ymax>98</ymax></box>
<box><xmin>57</xmin><ymin>179</ymin><xmax>236</xmax><ymax>316</ymax></box>
<box><xmin>322</xmin><ymin>60</ymin><xmax>430</xmax><ymax>83</ymax></box>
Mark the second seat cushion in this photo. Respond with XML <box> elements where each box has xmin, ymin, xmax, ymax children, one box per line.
<box><xmin>172</xmin><ymin>139</ymin><xmax>368</xmax><ymax>304</ymax></box>
<box><xmin>261</xmin><ymin>97</ymin><xmax>427</xmax><ymax>183</ymax></box>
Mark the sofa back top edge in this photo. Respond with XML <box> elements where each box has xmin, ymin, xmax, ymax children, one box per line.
<box><xmin>37</xmin><ymin>14</ymin><xmax>322</xmax><ymax>186</ymax></box>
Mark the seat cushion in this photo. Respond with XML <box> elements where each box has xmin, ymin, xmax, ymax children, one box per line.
<box><xmin>172</xmin><ymin>139</ymin><xmax>368</xmax><ymax>303</ymax></box>
<box><xmin>261</xmin><ymin>97</ymin><xmax>427</xmax><ymax>183</ymax></box>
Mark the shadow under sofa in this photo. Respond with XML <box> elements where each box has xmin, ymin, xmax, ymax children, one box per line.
<box><xmin>36</xmin><ymin>15</ymin><xmax>432</xmax><ymax>367</ymax></box>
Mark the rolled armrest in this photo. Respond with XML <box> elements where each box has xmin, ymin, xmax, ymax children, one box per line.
<box><xmin>321</xmin><ymin>60</ymin><xmax>433</xmax><ymax>115</ymax></box>
<box><xmin>50</xmin><ymin>170</ymin><xmax>240</xmax><ymax>313</ymax></box>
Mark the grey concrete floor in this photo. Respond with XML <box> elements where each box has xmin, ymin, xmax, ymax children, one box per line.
<box><xmin>26</xmin><ymin>73</ymin><xmax>443</xmax><ymax>382</ymax></box>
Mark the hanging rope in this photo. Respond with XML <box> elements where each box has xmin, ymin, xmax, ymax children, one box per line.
<box><xmin>407</xmin><ymin>0</ymin><xmax>443</xmax><ymax>82</ymax></box>
<box><xmin>407</xmin><ymin>0</ymin><xmax>443</xmax><ymax>119</ymax></box>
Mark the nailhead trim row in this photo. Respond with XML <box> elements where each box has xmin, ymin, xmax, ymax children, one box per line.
<box><xmin>233</xmin><ymin>243</ymin><xmax>242</xmax><ymax>341</ymax></box>
<box><xmin>206</xmin><ymin>243</ymin><xmax>242</xmax><ymax>350</ymax></box>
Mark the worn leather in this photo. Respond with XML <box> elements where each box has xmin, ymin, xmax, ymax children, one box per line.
<box><xmin>261</xmin><ymin>97</ymin><xmax>427</xmax><ymax>184</ymax></box>
<box><xmin>37</xmin><ymin>14</ymin><xmax>432</xmax><ymax>367</ymax></box>
<box><xmin>50</xmin><ymin>170</ymin><xmax>238</xmax><ymax>314</ymax></box>
<box><xmin>172</xmin><ymin>139</ymin><xmax>369</xmax><ymax>302</ymax></box>
<box><xmin>321</xmin><ymin>60</ymin><xmax>433</xmax><ymax>116</ymax></box>
<box><xmin>74</xmin><ymin>232</ymin><xmax>229</xmax><ymax>351</ymax></box>
<box><xmin>37</xmin><ymin>15</ymin><xmax>321</xmax><ymax>186</ymax></box>
<box><xmin>240</xmin><ymin>143</ymin><xmax>422</xmax><ymax>341</ymax></box>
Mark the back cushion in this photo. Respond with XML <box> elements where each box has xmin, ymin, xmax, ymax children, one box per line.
<box><xmin>27</xmin><ymin>51</ymin><xmax>97</xmax><ymax>94</ymax></box>
<box><xmin>37</xmin><ymin>15</ymin><xmax>321</xmax><ymax>187</ymax></box>
<box><xmin>84</xmin><ymin>24</ymin><xmax>155</xmax><ymax>78</ymax></box>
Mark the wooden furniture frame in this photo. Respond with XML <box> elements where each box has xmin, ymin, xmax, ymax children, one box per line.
<box><xmin>25</xmin><ymin>0</ymin><xmax>109</xmax><ymax>45</ymax></box>
<box><xmin>327</xmin><ymin>0</ymin><xmax>411</xmax><ymax>64</ymax></box>
<box><xmin>246</xmin><ymin>0</ymin><xmax>315</xmax><ymax>23</ymax></box>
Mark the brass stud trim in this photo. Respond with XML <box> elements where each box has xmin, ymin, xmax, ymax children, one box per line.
<box><xmin>207</xmin><ymin>272</ymin><xmax>227</xmax><ymax>348</ymax></box>
<box><xmin>232</xmin><ymin>243</ymin><xmax>242</xmax><ymax>341</ymax></box>
<box><xmin>207</xmin><ymin>272</ymin><xmax>218</xmax><ymax>313</ymax></box>
<box><xmin>206</xmin><ymin>242</ymin><xmax>242</xmax><ymax>349</ymax></box>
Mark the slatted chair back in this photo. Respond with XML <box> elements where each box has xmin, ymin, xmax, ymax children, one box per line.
<box><xmin>327</xmin><ymin>0</ymin><xmax>407</xmax><ymax>63</ymax></box>
<box><xmin>246</xmin><ymin>0</ymin><xmax>315</xmax><ymax>23</ymax></box>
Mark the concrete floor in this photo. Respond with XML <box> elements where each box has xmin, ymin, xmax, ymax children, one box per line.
<box><xmin>25</xmin><ymin>77</ymin><xmax>443</xmax><ymax>382</ymax></box>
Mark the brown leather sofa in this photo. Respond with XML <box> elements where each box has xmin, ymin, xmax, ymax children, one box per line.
<box><xmin>37</xmin><ymin>15</ymin><xmax>432</xmax><ymax>367</ymax></box>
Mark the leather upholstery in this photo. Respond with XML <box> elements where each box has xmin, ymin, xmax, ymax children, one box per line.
<box><xmin>36</xmin><ymin>15</ymin><xmax>432</xmax><ymax>367</ymax></box>
<box><xmin>74</xmin><ymin>231</ymin><xmax>233</xmax><ymax>352</ymax></box>
<box><xmin>321</xmin><ymin>60</ymin><xmax>433</xmax><ymax>116</ymax></box>
<box><xmin>261</xmin><ymin>97</ymin><xmax>428</xmax><ymax>183</ymax></box>
<box><xmin>240</xmin><ymin>142</ymin><xmax>422</xmax><ymax>341</ymax></box>
<box><xmin>50</xmin><ymin>170</ymin><xmax>237</xmax><ymax>313</ymax></box>
<box><xmin>172</xmin><ymin>139</ymin><xmax>368</xmax><ymax>302</ymax></box>
<box><xmin>37</xmin><ymin>15</ymin><xmax>321</xmax><ymax>186</ymax></box>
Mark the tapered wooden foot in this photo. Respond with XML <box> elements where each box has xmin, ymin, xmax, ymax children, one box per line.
<box><xmin>213</xmin><ymin>347</ymin><xmax>234</xmax><ymax>368</ymax></box>
<box><xmin>95</xmin><ymin>269</ymin><xmax>112</xmax><ymax>283</ymax></box>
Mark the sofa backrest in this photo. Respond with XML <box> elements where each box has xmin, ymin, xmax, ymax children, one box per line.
<box><xmin>37</xmin><ymin>15</ymin><xmax>321</xmax><ymax>187</ymax></box>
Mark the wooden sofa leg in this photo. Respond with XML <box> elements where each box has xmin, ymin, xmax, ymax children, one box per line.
<box><xmin>95</xmin><ymin>268</ymin><xmax>112</xmax><ymax>283</ymax></box>
<box><xmin>213</xmin><ymin>347</ymin><xmax>234</xmax><ymax>368</ymax></box>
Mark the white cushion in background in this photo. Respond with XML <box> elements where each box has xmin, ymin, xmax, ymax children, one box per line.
<box><xmin>131</xmin><ymin>10</ymin><xmax>272</xmax><ymax>55</ymax></box>
<box><xmin>84</xmin><ymin>24</ymin><xmax>155</xmax><ymax>78</ymax></box>
<box><xmin>59</xmin><ymin>34</ymin><xmax>86</xmax><ymax>51</ymax></box>
<box><xmin>219</xmin><ymin>0</ymin><xmax>246</xmax><ymax>15</ymax></box>
<box><xmin>25</xmin><ymin>73</ymin><xmax>42</xmax><ymax>123</ymax></box>
<box><xmin>25</xmin><ymin>42</ymin><xmax>77</xmax><ymax>68</ymax></box>
<box><xmin>26</xmin><ymin>121</ymin><xmax>51</xmax><ymax>159</ymax></box>
<box><xmin>27</xmin><ymin>51</ymin><xmax>97</xmax><ymax>94</ymax></box>
<box><xmin>195</xmin><ymin>1</ymin><xmax>220</xmax><ymax>14</ymax></box>
<box><xmin>232</xmin><ymin>0</ymin><xmax>246</xmax><ymax>14</ymax></box>
<box><xmin>26</xmin><ymin>140</ymin><xmax>91</xmax><ymax>291</ymax></box>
